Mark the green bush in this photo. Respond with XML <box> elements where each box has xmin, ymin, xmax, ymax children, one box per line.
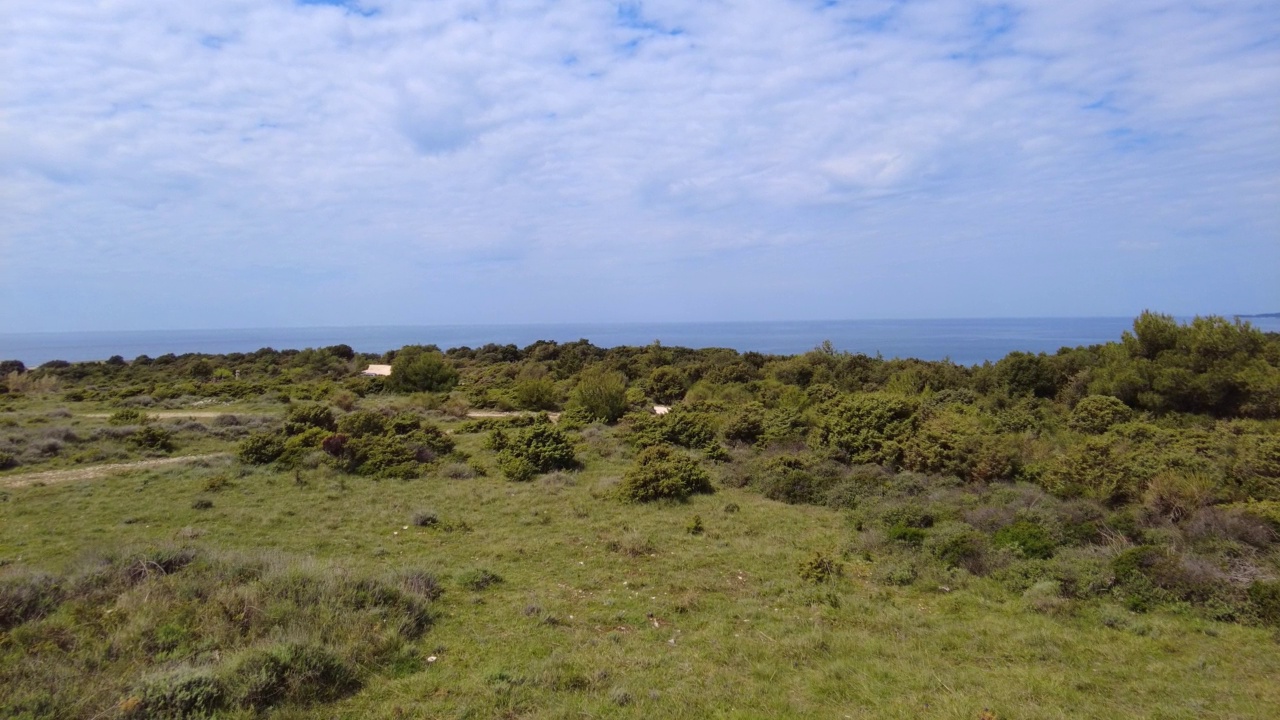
<box><xmin>753</xmin><ymin>455</ymin><xmax>836</xmax><ymax>506</ymax></box>
<box><xmin>571</xmin><ymin>367</ymin><xmax>629</xmax><ymax>423</ymax></box>
<box><xmin>1069</xmin><ymin>395</ymin><xmax>1135</xmax><ymax>434</ymax></box>
<box><xmin>0</xmin><ymin>451</ymin><xmax>17</xmax><ymax>471</ymax></box>
<box><xmin>1247</xmin><ymin>581</ymin><xmax>1280</xmax><ymax>626</ymax></box>
<box><xmin>925</xmin><ymin>521</ymin><xmax>988</xmax><ymax>572</ymax></box>
<box><xmin>646</xmin><ymin>366</ymin><xmax>688</xmax><ymax>404</ymax></box>
<box><xmin>346</xmin><ymin>435</ymin><xmax>420</xmax><ymax>479</ymax></box>
<box><xmin>496</xmin><ymin>425</ymin><xmax>577</xmax><ymax>481</ymax></box>
<box><xmin>798</xmin><ymin>551</ymin><xmax>842</xmax><ymax>584</ymax></box>
<box><xmin>238</xmin><ymin>432</ymin><xmax>285</xmax><ymax>465</ymax></box>
<box><xmin>108</xmin><ymin>407</ymin><xmax>150</xmax><ymax>426</ymax></box>
<box><xmin>283</xmin><ymin>403</ymin><xmax>336</xmax><ymax>435</ymax></box>
<box><xmin>812</xmin><ymin>393</ymin><xmax>917</xmax><ymax>465</ymax></box>
<box><xmin>993</xmin><ymin>521</ymin><xmax>1056</xmax><ymax>559</ymax></box>
<box><xmin>129</xmin><ymin>425</ymin><xmax>175</xmax><ymax>452</ymax></box>
<box><xmin>887</xmin><ymin>524</ymin><xmax>926</xmax><ymax>547</ymax></box>
<box><xmin>389</xmin><ymin>347</ymin><xmax>458</xmax><ymax>393</ymax></box>
<box><xmin>618</xmin><ymin>445</ymin><xmax>714</xmax><ymax>503</ymax></box>
<box><xmin>227</xmin><ymin>642</ymin><xmax>359</xmax><ymax>710</ymax></box>
<box><xmin>722</xmin><ymin>402</ymin><xmax>767</xmax><ymax>446</ymax></box>
<box><xmin>132</xmin><ymin>666</ymin><xmax>225</xmax><ymax>718</ymax></box>
<box><xmin>497</xmin><ymin>453</ymin><xmax>537</xmax><ymax>482</ymax></box>
<box><xmin>337</xmin><ymin>410</ymin><xmax>388</xmax><ymax>438</ymax></box>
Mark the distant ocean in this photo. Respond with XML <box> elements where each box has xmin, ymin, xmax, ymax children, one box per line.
<box><xmin>3</xmin><ymin>317</ymin><xmax>1279</xmax><ymax>368</ymax></box>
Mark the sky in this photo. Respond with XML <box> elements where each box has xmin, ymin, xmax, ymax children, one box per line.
<box><xmin>1</xmin><ymin>0</ymin><xmax>1278</xmax><ymax>332</ymax></box>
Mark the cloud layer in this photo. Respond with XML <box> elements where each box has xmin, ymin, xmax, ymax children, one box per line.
<box><xmin>3</xmin><ymin>0</ymin><xmax>1278</xmax><ymax>330</ymax></box>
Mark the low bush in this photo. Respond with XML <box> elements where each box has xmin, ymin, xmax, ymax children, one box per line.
<box><xmin>496</xmin><ymin>425</ymin><xmax>577</xmax><ymax>481</ymax></box>
<box><xmin>108</xmin><ymin>407</ymin><xmax>150</xmax><ymax>426</ymax></box>
<box><xmin>458</xmin><ymin>568</ymin><xmax>503</xmax><ymax>591</ymax></box>
<box><xmin>129</xmin><ymin>425</ymin><xmax>175</xmax><ymax>452</ymax></box>
<box><xmin>798</xmin><ymin>551</ymin><xmax>842</xmax><ymax>584</ymax></box>
<box><xmin>238</xmin><ymin>432</ymin><xmax>285</xmax><ymax>465</ymax></box>
<box><xmin>226</xmin><ymin>642</ymin><xmax>359</xmax><ymax>710</ymax></box>
<box><xmin>993</xmin><ymin>521</ymin><xmax>1056</xmax><ymax>560</ymax></box>
<box><xmin>618</xmin><ymin>445</ymin><xmax>714</xmax><ymax>503</ymax></box>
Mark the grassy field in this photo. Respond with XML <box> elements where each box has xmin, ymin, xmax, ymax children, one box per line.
<box><xmin>3</xmin><ymin>420</ymin><xmax>1277</xmax><ymax>719</ymax></box>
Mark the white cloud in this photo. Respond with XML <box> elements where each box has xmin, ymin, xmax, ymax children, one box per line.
<box><xmin>1</xmin><ymin>0</ymin><xmax>1277</xmax><ymax>329</ymax></box>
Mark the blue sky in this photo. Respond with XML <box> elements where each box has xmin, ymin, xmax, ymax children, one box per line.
<box><xmin>1</xmin><ymin>0</ymin><xmax>1277</xmax><ymax>332</ymax></box>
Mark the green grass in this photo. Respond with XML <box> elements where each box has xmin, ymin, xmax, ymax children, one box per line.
<box><xmin>3</xmin><ymin>427</ymin><xmax>1278</xmax><ymax>718</ymax></box>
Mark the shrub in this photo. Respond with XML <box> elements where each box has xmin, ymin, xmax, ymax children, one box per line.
<box><xmin>496</xmin><ymin>425</ymin><xmax>577</xmax><ymax>481</ymax></box>
<box><xmin>887</xmin><ymin>524</ymin><xmax>926</xmax><ymax>547</ymax></box>
<box><xmin>497</xmin><ymin>453</ymin><xmax>537</xmax><ymax>482</ymax></box>
<box><xmin>411</xmin><ymin>511</ymin><xmax>439</xmax><ymax>527</ymax></box>
<box><xmin>993</xmin><ymin>521</ymin><xmax>1056</xmax><ymax>560</ymax></box>
<box><xmin>458</xmin><ymin>568</ymin><xmax>503</xmax><ymax>591</ymax></box>
<box><xmin>1247</xmin><ymin>581</ymin><xmax>1280</xmax><ymax>626</ymax></box>
<box><xmin>571</xmin><ymin>367</ymin><xmax>629</xmax><ymax>423</ymax></box>
<box><xmin>753</xmin><ymin>455</ymin><xmax>836</xmax><ymax>506</ymax></box>
<box><xmin>346</xmin><ymin>435</ymin><xmax>420</xmax><ymax>479</ymax></box>
<box><xmin>618</xmin><ymin>445</ymin><xmax>714</xmax><ymax>503</ymax></box>
<box><xmin>108</xmin><ymin>407</ymin><xmax>150</xmax><ymax>426</ymax></box>
<box><xmin>686</xmin><ymin>514</ymin><xmax>705</xmax><ymax>535</ymax></box>
<box><xmin>337</xmin><ymin>410</ymin><xmax>388</xmax><ymax>438</ymax></box>
<box><xmin>132</xmin><ymin>667</ymin><xmax>225</xmax><ymax>718</ymax></box>
<box><xmin>129</xmin><ymin>425</ymin><xmax>175</xmax><ymax>452</ymax></box>
<box><xmin>389</xmin><ymin>347</ymin><xmax>458</xmax><ymax>393</ymax></box>
<box><xmin>514</xmin><ymin>371</ymin><xmax>559</xmax><ymax>411</ymax></box>
<box><xmin>925</xmin><ymin>522</ymin><xmax>989</xmax><ymax>573</ymax></box>
<box><xmin>1069</xmin><ymin>395</ymin><xmax>1134</xmax><ymax>434</ymax></box>
<box><xmin>1143</xmin><ymin>471</ymin><xmax>1217</xmax><ymax>522</ymax></box>
<box><xmin>284</xmin><ymin>404</ymin><xmax>336</xmax><ymax>435</ymax></box>
<box><xmin>812</xmin><ymin>393</ymin><xmax>917</xmax><ymax>465</ymax></box>
<box><xmin>798</xmin><ymin>551</ymin><xmax>842</xmax><ymax>584</ymax></box>
<box><xmin>226</xmin><ymin>642</ymin><xmax>359</xmax><ymax>710</ymax></box>
<box><xmin>0</xmin><ymin>451</ymin><xmax>17</xmax><ymax>471</ymax></box>
<box><xmin>238</xmin><ymin>432</ymin><xmax>285</xmax><ymax>465</ymax></box>
<box><xmin>0</xmin><ymin>572</ymin><xmax>64</xmax><ymax>630</ymax></box>
<box><xmin>722</xmin><ymin>402</ymin><xmax>766</xmax><ymax>446</ymax></box>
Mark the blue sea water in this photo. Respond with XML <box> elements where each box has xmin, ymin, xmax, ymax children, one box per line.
<box><xmin>2</xmin><ymin>317</ymin><xmax>1278</xmax><ymax>368</ymax></box>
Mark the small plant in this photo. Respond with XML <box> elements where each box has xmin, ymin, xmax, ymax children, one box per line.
<box><xmin>799</xmin><ymin>551</ymin><xmax>842</xmax><ymax>584</ymax></box>
<box><xmin>687</xmin><ymin>514</ymin><xmax>705</xmax><ymax>535</ymax></box>
<box><xmin>191</xmin><ymin>498</ymin><xmax>214</xmax><ymax>510</ymax></box>
<box><xmin>0</xmin><ymin>451</ymin><xmax>17</xmax><ymax>471</ymax></box>
<box><xmin>458</xmin><ymin>568</ymin><xmax>503</xmax><ymax>591</ymax></box>
<box><xmin>411</xmin><ymin>510</ymin><xmax>439</xmax><ymax>528</ymax></box>
<box><xmin>400</xmin><ymin>570</ymin><xmax>444</xmax><ymax>601</ymax></box>
<box><xmin>722</xmin><ymin>502</ymin><xmax>739</xmax><ymax>514</ymax></box>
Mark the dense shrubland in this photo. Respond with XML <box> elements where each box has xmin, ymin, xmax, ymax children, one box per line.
<box><xmin>3</xmin><ymin>312</ymin><xmax>1280</xmax><ymax>717</ymax></box>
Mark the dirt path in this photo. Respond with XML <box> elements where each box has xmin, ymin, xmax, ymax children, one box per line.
<box><xmin>466</xmin><ymin>411</ymin><xmax>562</xmax><ymax>422</ymax></box>
<box><xmin>78</xmin><ymin>411</ymin><xmax>244</xmax><ymax>419</ymax></box>
<box><xmin>1</xmin><ymin>454</ymin><xmax>231</xmax><ymax>489</ymax></box>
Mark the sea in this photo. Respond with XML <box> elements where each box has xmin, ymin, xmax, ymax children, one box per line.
<box><xmin>2</xmin><ymin>317</ymin><xmax>1278</xmax><ymax>369</ymax></box>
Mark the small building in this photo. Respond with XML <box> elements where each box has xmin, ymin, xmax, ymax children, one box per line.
<box><xmin>361</xmin><ymin>364</ymin><xmax>392</xmax><ymax>377</ymax></box>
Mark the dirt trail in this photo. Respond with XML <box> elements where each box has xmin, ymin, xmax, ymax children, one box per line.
<box><xmin>1</xmin><ymin>454</ymin><xmax>230</xmax><ymax>489</ymax></box>
<box><xmin>78</xmin><ymin>411</ymin><xmax>245</xmax><ymax>419</ymax></box>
